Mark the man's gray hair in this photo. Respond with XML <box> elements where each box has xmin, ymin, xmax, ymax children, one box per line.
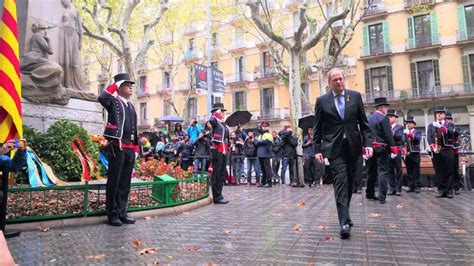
<box><xmin>327</xmin><ymin>68</ymin><xmax>346</xmax><ymax>82</ymax></box>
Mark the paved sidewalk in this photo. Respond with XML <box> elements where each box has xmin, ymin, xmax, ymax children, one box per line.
<box><xmin>6</xmin><ymin>185</ymin><xmax>474</xmax><ymax>265</ymax></box>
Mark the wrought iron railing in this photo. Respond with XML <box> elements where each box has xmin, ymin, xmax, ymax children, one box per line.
<box><xmin>407</xmin><ymin>34</ymin><xmax>440</xmax><ymax>50</ymax></box>
<box><xmin>361</xmin><ymin>42</ymin><xmax>391</xmax><ymax>57</ymax></box>
<box><xmin>457</xmin><ymin>27</ymin><xmax>474</xmax><ymax>42</ymax></box>
<box><xmin>404</xmin><ymin>0</ymin><xmax>435</xmax><ymax>8</ymax></box>
<box><xmin>363</xmin><ymin>3</ymin><xmax>388</xmax><ymax>17</ymax></box>
<box><xmin>6</xmin><ymin>174</ymin><xmax>209</xmax><ymax>223</ymax></box>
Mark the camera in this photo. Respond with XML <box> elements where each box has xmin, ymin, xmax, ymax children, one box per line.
<box><xmin>13</xmin><ymin>139</ymin><xmax>27</xmax><ymax>149</ymax></box>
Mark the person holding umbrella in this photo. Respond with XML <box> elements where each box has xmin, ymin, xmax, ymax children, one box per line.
<box><xmin>208</xmin><ymin>103</ymin><xmax>230</xmax><ymax>204</ymax></box>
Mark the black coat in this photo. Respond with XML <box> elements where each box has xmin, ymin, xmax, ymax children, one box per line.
<box><xmin>279</xmin><ymin>131</ymin><xmax>297</xmax><ymax>157</ymax></box>
<box><xmin>98</xmin><ymin>84</ymin><xmax>138</xmax><ymax>145</ymax></box>
<box><xmin>313</xmin><ymin>89</ymin><xmax>372</xmax><ymax>159</ymax></box>
<box><xmin>392</xmin><ymin>124</ymin><xmax>404</xmax><ymax>146</ymax></box>
<box><xmin>368</xmin><ymin>111</ymin><xmax>394</xmax><ymax>152</ymax></box>
<box><xmin>192</xmin><ymin>137</ymin><xmax>210</xmax><ymax>157</ymax></box>
<box><xmin>427</xmin><ymin>120</ymin><xmax>455</xmax><ymax>148</ymax></box>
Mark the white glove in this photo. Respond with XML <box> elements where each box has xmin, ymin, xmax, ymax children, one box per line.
<box><xmin>115</xmin><ymin>80</ymin><xmax>125</xmax><ymax>88</ymax></box>
<box><xmin>403</xmin><ymin>129</ymin><xmax>410</xmax><ymax>134</ymax></box>
<box><xmin>390</xmin><ymin>153</ymin><xmax>397</xmax><ymax>159</ymax></box>
<box><xmin>432</xmin><ymin>121</ymin><xmax>441</xmax><ymax>128</ymax></box>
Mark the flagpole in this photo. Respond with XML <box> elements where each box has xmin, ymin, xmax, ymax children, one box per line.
<box><xmin>206</xmin><ymin>0</ymin><xmax>212</xmax><ymax>114</ymax></box>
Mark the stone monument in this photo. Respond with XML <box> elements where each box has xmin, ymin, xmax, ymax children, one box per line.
<box><xmin>16</xmin><ymin>0</ymin><xmax>102</xmax><ymax>134</ymax></box>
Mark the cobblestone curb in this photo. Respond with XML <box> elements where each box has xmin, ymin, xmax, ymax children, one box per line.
<box><xmin>6</xmin><ymin>196</ymin><xmax>212</xmax><ymax>232</ymax></box>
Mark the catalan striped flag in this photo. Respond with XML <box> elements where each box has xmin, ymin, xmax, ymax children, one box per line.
<box><xmin>0</xmin><ymin>0</ymin><xmax>22</xmax><ymax>142</ymax></box>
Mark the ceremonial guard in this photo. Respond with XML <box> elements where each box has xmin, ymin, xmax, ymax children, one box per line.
<box><xmin>446</xmin><ymin>112</ymin><xmax>462</xmax><ymax>194</ymax></box>
<box><xmin>98</xmin><ymin>73</ymin><xmax>138</xmax><ymax>226</ymax></box>
<box><xmin>387</xmin><ymin>110</ymin><xmax>404</xmax><ymax>196</ymax></box>
<box><xmin>427</xmin><ymin>107</ymin><xmax>456</xmax><ymax>198</ymax></box>
<box><xmin>403</xmin><ymin>116</ymin><xmax>422</xmax><ymax>193</ymax></box>
<box><xmin>208</xmin><ymin>103</ymin><xmax>230</xmax><ymax>204</ymax></box>
<box><xmin>366</xmin><ymin>97</ymin><xmax>397</xmax><ymax>204</ymax></box>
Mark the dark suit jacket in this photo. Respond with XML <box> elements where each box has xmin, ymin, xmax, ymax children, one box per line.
<box><xmin>368</xmin><ymin>111</ymin><xmax>394</xmax><ymax>152</ymax></box>
<box><xmin>392</xmin><ymin>124</ymin><xmax>404</xmax><ymax>146</ymax></box>
<box><xmin>427</xmin><ymin>121</ymin><xmax>455</xmax><ymax>148</ymax></box>
<box><xmin>312</xmin><ymin>89</ymin><xmax>372</xmax><ymax>159</ymax></box>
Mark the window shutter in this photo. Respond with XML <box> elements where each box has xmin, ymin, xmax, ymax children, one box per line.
<box><xmin>407</xmin><ymin>17</ymin><xmax>415</xmax><ymax>49</ymax></box>
<box><xmin>243</xmin><ymin>56</ymin><xmax>247</xmax><ymax>80</ymax></box>
<box><xmin>458</xmin><ymin>6</ymin><xmax>467</xmax><ymax>41</ymax></box>
<box><xmin>364</xmin><ymin>69</ymin><xmax>371</xmax><ymax>98</ymax></box>
<box><xmin>382</xmin><ymin>21</ymin><xmax>390</xmax><ymax>53</ymax></box>
<box><xmin>433</xmin><ymin>59</ymin><xmax>440</xmax><ymax>87</ymax></box>
<box><xmin>260</xmin><ymin>88</ymin><xmax>264</xmax><ymax>115</ymax></box>
<box><xmin>363</xmin><ymin>26</ymin><xmax>369</xmax><ymax>56</ymax></box>
<box><xmin>410</xmin><ymin>62</ymin><xmax>418</xmax><ymax>92</ymax></box>
<box><xmin>430</xmin><ymin>12</ymin><xmax>439</xmax><ymax>45</ymax></box>
<box><xmin>386</xmin><ymin>66</ymin><xmax>393</xmax><ymax>93</ymax></box>
<box><xmin>462</xmin><ymin>55</ymin><xmax>471</xmax><ymax>90</ymax></box>
<box><xmin>235</xmin><ymin>58</ymin><xmax>239</xmax><ymax>80</ymax></box>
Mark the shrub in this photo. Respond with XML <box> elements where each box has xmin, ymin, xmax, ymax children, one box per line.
<box><xmin>39</xmin><ymin>119</ymin><xmax>100</xmax><ymax>182</ymax></box>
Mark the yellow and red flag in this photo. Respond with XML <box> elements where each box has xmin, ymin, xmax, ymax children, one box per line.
<box><xmin>0</xmin><ymin>0</ymin><xmax>22</xmax><ymax>142</ymax></box>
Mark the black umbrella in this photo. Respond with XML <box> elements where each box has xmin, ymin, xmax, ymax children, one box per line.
<box><xmin>141</xmin><ymin>132</ymin><xmax>160</xmax><ymax>147</ymax></box>
<box><xmin>225</xmin><ymin>111</ymin><xmax>253</xmax><ymax>127</ymax></box>
<box><xmin>298</xmin><ymin>115</ymin><xmax>315</xmax><ymax>130</ymax></box>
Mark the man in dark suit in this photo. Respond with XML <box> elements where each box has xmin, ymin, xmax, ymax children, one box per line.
<box><xmin>366</xmin><ymin>98</ymin><xmax>397</xmax><ymax>204</ymax></box>
<box><xmin>387</xmin><ymin>110</ymin><xmax>404</xmax><ymax>196</ymax></box>
<box><xmin>98</xmin><ymin>73</ymin><xmax>138</xmax><ymax>226</ymax></box>
<box><xmin>313</xmin><ymin>68</ymin><xmax>373</xmax><ymax>239</ymax></box>
<box><xmin>403</xmin><ymin>116</ymin><xmax>422</xmax><ymax>193</ymax></box>
<box><xmin>427</xmin><ymin>107</ymin><xmax>456</xmax><ymax>198</ymax></box>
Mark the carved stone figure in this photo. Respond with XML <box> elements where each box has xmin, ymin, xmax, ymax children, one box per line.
<box><xmin>21</xmin><ymin>21</ymin><xmax>70</xmax><ymax>105</ymax></box>
<box><xmin>58</xmin><ymin>0</ymin><xmax>85</xmax><ymax>91</ymax></box>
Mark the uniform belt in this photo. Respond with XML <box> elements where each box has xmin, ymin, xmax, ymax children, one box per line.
<box><xmin>111</xmin><ymin>140</ymin><xmax>136</xmax><ymax>150</ymax></box>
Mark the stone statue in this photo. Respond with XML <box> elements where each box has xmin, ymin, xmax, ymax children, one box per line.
<box><xmin>58</xmin><ymin>0</ymin><xmax>85</xmax><ymax>91</ymax></box>
<box><xmin>21</xmin><ymin>21</ymin><xmax>70</xmax><ymax>105</ymax></box>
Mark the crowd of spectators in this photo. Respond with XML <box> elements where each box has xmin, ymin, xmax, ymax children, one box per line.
<box><xmin>137</xmin><ymin>119</ymin><xmax>325</xmax><ymax>187</ymax></box>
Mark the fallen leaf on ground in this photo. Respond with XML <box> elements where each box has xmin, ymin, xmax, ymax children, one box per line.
<box><xmin>224</xmin><ymin>230</ymin><xmax>232</xmax><ymax>234</ymax></box>
<box><xmin>451</xmin><ymin>228</ymin><xmax>467</xmax><ymax>233</ymax></box>
<box><xmin>369</xmin><ymin>212</ymin><xmax>382</xmax><ymax>218</ymax></box>
<box><xmin>49</xmin><ymin>259</ymin><xmax>56</xmax><ymax>262</ymax></box>
<box><xmin>387</xmin><ymin>224</ymin><xmax>398</xmax><ymax>228</ymax></box>
<box><xmin>167</xmin><ymin>256</ymin><xmax>174</xmax><ymax>260</ymax></box>
<box><xmin>144</xmin><ymin>216</ymin><xmax>153</xmax><ymax>220</ymax></box>
<box><xmin>39</xmin><ymin>227</ymin><xmax>50</xmax><ymax>232</ymax></box>
<box><xmin>323</xmin><ymin>236</ymin><xmax>334</xmax><ymax>241</ymax></box>
<box><xmin>139</xmin><ymin>248</ymin><xmax>157</xmax><ymax>255</ymax></box>
<box><xmin>396</xmin><ymin>203</ymin><xmax>404</xmax><ymax>209</ymax></box>
<box><xmin>317</xmin><ymin>225</ymin><xmax>328</xmax><ymax>230</ymax></box>
<box><xmin>364</xmin><ymin>230</ymin><xmax>375</xmax><ymax>235</ymax></box>
<box><xmin>297</xmin><ymin>200</ymin><xmax>306</xmax><ymax>207</ymax></box>
<box><xmin>183</xmin><ymin>246</ymin><xmax>200</xmax><ymax>252</ymax></box>
<box><xmin>86</xmin><ymin>254</ymin><xmax>106</xmax><ymax>260</ymax></box>
<box><xmin>294</xmin><ymin>224</ymin><xmax>303</xmax><ymax>232</ymax></box>
<box><xmin>134</xmin><ymin>239</ymin><xmax>141</xmax><ymax>249</ymax></box>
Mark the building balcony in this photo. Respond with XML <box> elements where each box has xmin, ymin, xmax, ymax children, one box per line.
<box><xmin>184</xmin><ymin>49</ymin><xmax>202</xmax><ymax>63</ymax></box>
<box><xmin>404</xmin><ymin>0</ymin><xmax>435</xmax><ymax>9</ymax></box>
<box><xmin>255</xmin><ymin>68</ymin><xmax>279</xmax><ymax>80</ymax></box>
<box><xmin>228</xmin><ymin>40</ymin><xmax>247</xmax><ymax>54</ymax></box>
<box><xmin>363</xmin><ymin>83</ymin><xmax>474</xmax><ymax>104</ymax></box>
<box><xmin>156</xmin><ymin>85</ymin><xmax>171</xmax><ymax>96</ymax></box>
<box><xmin>225</xmin><ymin>72</ymin><xmax>253</xmax><ymax>85</ymax></box>
<box><xmin>360</xmin><ymin>43</ymin><xmax>392</xmax><ymax>59</ymax></box>
<box><xmin>361</xmin><ymin>3</ymin><xmax>388</xmax><ymax>21</ymax></box>
<box><xmin>137</xmin><ymin>89</ymin><xmax>151</xmax><ymax>98</ymax></box>
<box><xmin>457</xmin><ymin>27</ymin><xmax>474</xmax><ymax>44</ymax></box>
<box><xmin>406</xmin><ymin>34</ymin><xmax>440</xmax><ymax>52</ymax></box>
<box><xmin>256</xmin><ymin>108</ymin><xmax>290</xmax><ymax>121</ymax></box>
<box><xmin>178</xmin><ymin>82</ymin><xmax>190</xmax><ymax>92</ymax></box>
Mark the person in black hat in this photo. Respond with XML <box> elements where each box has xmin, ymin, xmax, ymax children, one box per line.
<box><xmin>387</xmin><ymin>110</ymin><xmax>404</xmax><ymax>196</ymax></box>
<box><xmin>445</xmin><ymin>112</ymin><xmax>462</xmax><ymax>194</ymax></box>
<box><xmin>98</xmin><ymin>73</ymin><xmax>138</xmax><ymax>226</ymax></box>
<box><xmin>208</xmin><ymin>102</ymin><xmax>230</xmax><ymax>204</ymax></box>
<box><xmin>366</xmin><ymin>97</ymin><xmax>397</xmax><ymax>204</ymax></box>
<box><xmin>403</xmin><ymin>115</ymin><xmax>422</xmax><ymax>193</ymax></box>
<box><xmin>313</xmin><ymin>68</ymin><xmax>373</xmax><ymax>239</ymax></box>
<box><xmin>427</xmin><ymin>106</ymin><xmax>456</xmax><ymax>198</ymax></box>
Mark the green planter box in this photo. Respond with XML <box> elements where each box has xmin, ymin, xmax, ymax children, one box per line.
<box><xmin>151</xmin><ymin>174</ymin><xmax>178</xmax><ymax>205</ymax></box>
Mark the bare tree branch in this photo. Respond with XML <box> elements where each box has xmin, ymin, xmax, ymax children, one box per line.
<box><xmin>247</xmin><ymin>0</ymin><xmax>290</xmax><ymax>50</ymax></box>
<box><xmin>82</xmin><ymin>24</ymin><xmax>123</xmax><ymax>56</ymax></box>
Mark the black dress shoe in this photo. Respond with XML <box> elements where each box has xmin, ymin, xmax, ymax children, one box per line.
<box><xmin>120</xmin><ymin>215</ymin><xmax>136</xmax><ymax>224</ymax></box>
<box><xmin>379</xmin><ymin>199</ymin><xmax>386</xmax><ymax>204</ymax></box>
<box><xmin>214</xmin><ymin>199</ymin><xmax>229</xmax><ymax>204</ymax></box>
<box><xmin>340</xmin><ymin>224</ymin><xmax>351</xmax><ymax>239</ymax></box>
<box><xmin>347</xmin><ymin>220</ymin><xmax>354</xmax><ymax>227</ymax></box>
<box><xmin>366</xmin><ymin>195</ymin><xmax>379</xmax><ymax>200</ymax></box>
<box><xmin>261</xmin><ymin>184</ymin><xmax>272</xmax><ymax>188</ymax></box>
<box><xmin>454</xmin><ymin>189</ymin><xmax>461</xmax><ymax>195</ymax></box>
<box><xmin>107</xmin><ymin>217</ymin><xmax>122</xmax><ymax>226</ymax></box>
<box><xmin>395</xmin><ymin>191</ymin><xmax>401</xmax><ymax>196</ymax></box>
<box><xmin>435</xmin><ymin>193</ymin><xmax>446</xmax><ymax>198</ymax></box>
<box><xmin>414</xmin><ymin>187</ymin><xmax>421</xmax><ymax>193</ymax></box>
<box><xmin>388</xmin><ymin>191</ymin><xmax>396</xmax><ymax>196</ymax></box>
<box><xmin>406</xmin><ymin>188</ymin><xmax>415</xmax><ymax>193</ymax></box>
<box><xmin>446</xmin><ymin>193</ymin><xmax>454</xmax><ymax>199</ymax></box>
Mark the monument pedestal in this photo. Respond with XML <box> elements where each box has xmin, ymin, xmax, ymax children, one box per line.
<box><xmin>22</xmin><ymin>98</ymin><xmax>104</xmax><ymax>135</ymax></box>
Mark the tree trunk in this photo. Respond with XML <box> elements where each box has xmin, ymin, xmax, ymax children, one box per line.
<box><xmin>288</xmin><ymin>50</ymin><xmax>305</xmax><ymax>185</ymax></box>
